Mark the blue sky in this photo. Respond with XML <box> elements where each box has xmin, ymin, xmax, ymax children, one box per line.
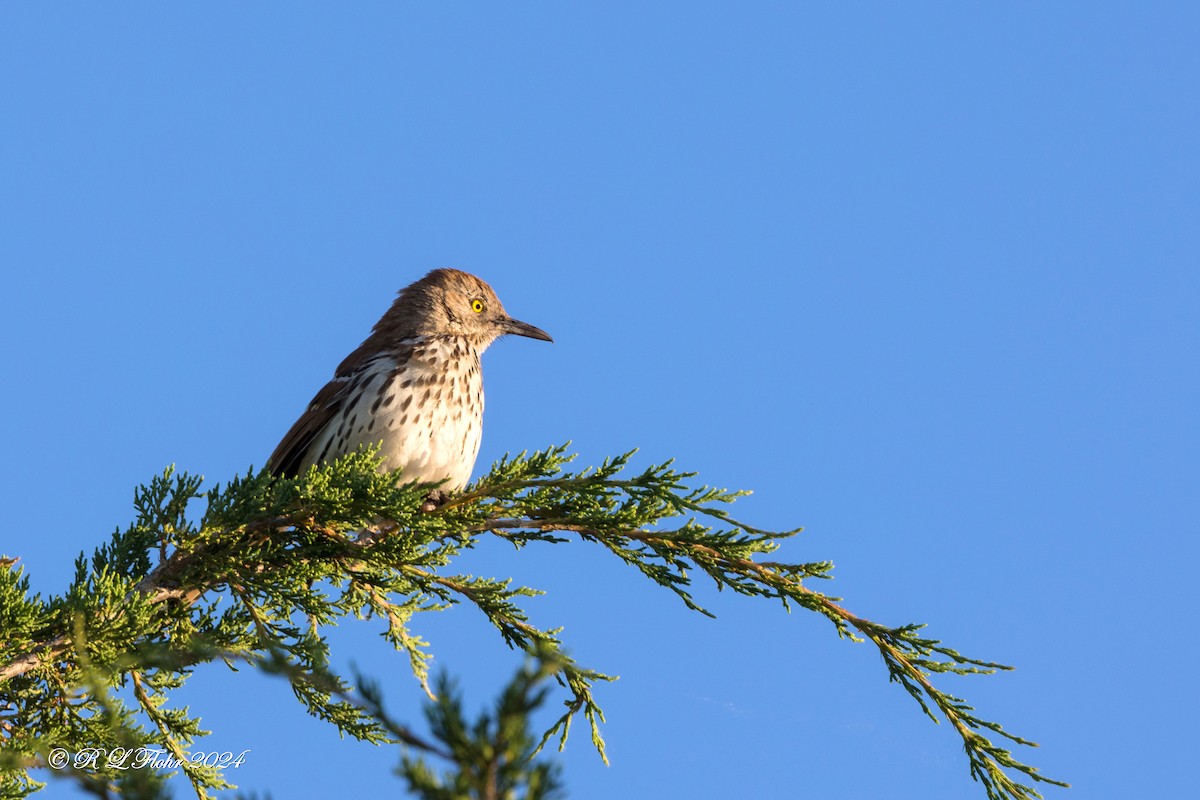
<box><xmin>2</xmin><ymin>3</ymin><xmax>1197</xmax><ymax>798</ymax></box>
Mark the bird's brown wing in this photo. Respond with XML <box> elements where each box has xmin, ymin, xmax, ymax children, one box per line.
<box><xmin>268</xmin><ymin>378</ymin><xmax>350</xmax><ymax>477</ymax></box>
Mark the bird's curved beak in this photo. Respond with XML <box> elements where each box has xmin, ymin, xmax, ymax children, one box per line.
<box><xmin>500</xmin><ymin>316</ymin><xmax>554</xmax><ymax>342</ymax></box>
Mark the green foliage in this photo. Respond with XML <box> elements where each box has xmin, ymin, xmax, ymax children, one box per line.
<box><xmin>0</xmin><ymin>446</ymin><xmax>1067</xmax><ymax>800</ymax></box>
<box><xmin>374</xmin><ymin>651</ymin><xmax>566</xmax><ymax>800</ymax></box>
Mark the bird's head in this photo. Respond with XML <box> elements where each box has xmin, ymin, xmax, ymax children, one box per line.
<box><xmin>381</xmin><ymin>268</ymin><xmax>553</xmax><ymax>348</ymax></box>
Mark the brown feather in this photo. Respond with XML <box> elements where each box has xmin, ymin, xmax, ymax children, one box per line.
<box><xmin>268</xmin><ymin>378</ymin><xmax>352</xmax><ymax>477</ymax></box>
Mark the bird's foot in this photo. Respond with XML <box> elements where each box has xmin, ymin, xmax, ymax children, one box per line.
<box><xmin>420</xmin><ymin>489</ymin><xmax>449</xmax><ymax>513</ymax></box>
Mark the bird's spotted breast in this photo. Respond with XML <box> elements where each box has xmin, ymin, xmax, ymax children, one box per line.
<box><xmin>300</xmin><ymin>339</ymin><xmax>484</xmax><ymax>490</ymax></box>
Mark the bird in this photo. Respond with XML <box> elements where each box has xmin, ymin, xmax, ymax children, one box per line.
<box><xmin>268</xmin><ymin>268</ymin><xmax>552</xmax><ymax>493</ymax></box>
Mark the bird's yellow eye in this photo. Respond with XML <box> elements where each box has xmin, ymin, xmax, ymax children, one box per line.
<box><xmin>471</xmin><ymin>299</ymin><xmax>486</xmax><ymax>313</ymax></box>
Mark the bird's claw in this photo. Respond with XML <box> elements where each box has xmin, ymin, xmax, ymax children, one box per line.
<box><xmin>420</xmin><ymin>489</ymin><xmax>449</xmax><ymax>513</ymax></box>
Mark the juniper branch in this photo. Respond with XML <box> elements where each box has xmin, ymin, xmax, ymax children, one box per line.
<box><xmin>0</xmin><ymin>445</ymin><xmax>1066</xmax><ymax>800</ymax></box>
